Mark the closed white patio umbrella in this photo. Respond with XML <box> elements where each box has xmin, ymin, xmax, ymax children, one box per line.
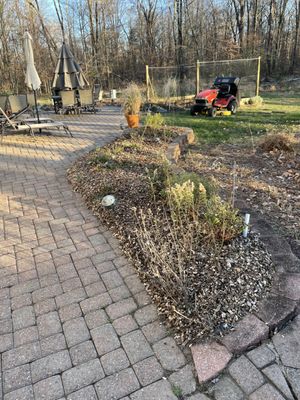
<box><xmin>24</xmin><ymin>31</ymin><xmax>41</xmax><ymax>122</ymax></box>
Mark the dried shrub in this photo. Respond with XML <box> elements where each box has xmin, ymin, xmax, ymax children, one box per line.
<box><xmin>166</xmin><ymin>179</ymin><xmax>199</xmax><ymax>217</ymax></box>
<box><xmin>167</xmin><ymin>171</ymin><xmax>216</xmax><ymax>199</ymax></box>
<box><xmin>248</xmin><ymin>96</ymin><xmax>263</xmax><ymax>105</ymax></box>
<box><xmin>134</xmin><ymin>175</ymin><xmax>244</xmax><ymax>340</ymax></box>
<box><xmin>135</xmin><ymin>173</ymin><xmax>243</xmax><ymax>288</ymax></box>
<box><xmin>259</xmin><ymin>133</ymin><xmax>294</xmax><ymax>153</ymax></box>
<box><xmin>164</xmin><ymin>178</ymin><xmax>242</xmax><ymax>244</ymax></box>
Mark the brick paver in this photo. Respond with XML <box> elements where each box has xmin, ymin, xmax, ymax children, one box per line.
<box><xmin>1</xmin><ymin>108</ymin><xmax>300</xmax><ymax>399</ymax></box>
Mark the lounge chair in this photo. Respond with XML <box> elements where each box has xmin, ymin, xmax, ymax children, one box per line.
<box><xmin>26</xmin><ymin>93</ymin><xmax>36</xmax><ymax>107</ymax></box>
<box><xmin>0</xmin><ymin>106</ymin><xmax>72</xmax><ymax>137</ymax></box>
<box><xmin>0</xmin><ymin>96</ymin><xmax>8</xmax><ymax>133</ymax></box>
<box><xmin>0</xmin><ymin>95</ymin><xmax>7</xmax><ymax>111</ymax></box>
<box><xmin>27</xmin><ymin>93</ymin><xmax>42</xmax><ymax>118</ymax></box>
<box><xmin>8</xmin><ymin>94</ymin><xmax>33</xmax><ymax>119</ymax></box>
<box><xmin>59</xmin><ymin>90</ymin><xmax>79</xmax><ymax>114</ymax></box>
<box><xmin>79</xmin><ymin>88</ymin><xmax>96</xmax><ymax>113</ymax></box>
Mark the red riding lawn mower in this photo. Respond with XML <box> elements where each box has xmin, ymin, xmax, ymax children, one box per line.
<box><xmin>190</xmin><ymin>77</ymin><xmax>240</xmax><ymax>117</ymax></box>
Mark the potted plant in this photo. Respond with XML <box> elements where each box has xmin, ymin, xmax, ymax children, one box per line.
<box><xmin>122</xmin><ymin>83</ymin><xmax>142</xmax><ymax>128</ymax></box>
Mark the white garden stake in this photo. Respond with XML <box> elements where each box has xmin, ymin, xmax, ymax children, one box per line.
<box><xmin>243</xmin><ymin>213</ymin><xmax>250</xmax><ymax>238</ymax></box>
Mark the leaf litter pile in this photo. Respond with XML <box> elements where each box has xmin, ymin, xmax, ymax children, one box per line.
<box><xmin>68</xmin><ymin>128</ymin><xmax>275</xmax><ymax>344</ymax></box>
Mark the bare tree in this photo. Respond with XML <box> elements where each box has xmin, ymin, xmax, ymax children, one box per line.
<box><xmin>0</xmin><ymin>0</ymin><xmax>299</xmax><ymax>94</ymax></box>
<box><xmin>291</xmin><ymin>0</ymin><xmax>300</xmax><ymax>72</ymax></box>
<box><xmin>231</xmin><ymin>0</ymin><xmax>246</xmax><ymax>52</ymax></box>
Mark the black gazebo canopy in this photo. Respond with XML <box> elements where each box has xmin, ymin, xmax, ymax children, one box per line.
<box><xmin>52</xmin><ymin>43</ymin><xmax>89</xmax><ymax>91</ymax></box>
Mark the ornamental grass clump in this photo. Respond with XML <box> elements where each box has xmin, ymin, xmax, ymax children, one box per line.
<box><xmin>122</xmin><ymin>83</ymin><xmax>142</xmax><ymax>116</ymax></box>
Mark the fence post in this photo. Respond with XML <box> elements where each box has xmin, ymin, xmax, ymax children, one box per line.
<box><xmin>256</xmin><ymin>56</ymin><xmax>261</xmax><ymax>97</ymax></box>
<box><xmin>196</xmin><ymin>60</ymin><xmax>200</xmax><ymax>95</ymax></box>
<box><xmin>145</xmin><ymin>65</ymin><xmax>150</xmax><ymax>102</ymax></box>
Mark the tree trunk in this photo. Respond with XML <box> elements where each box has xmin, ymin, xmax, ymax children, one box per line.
<box><xmin>291</xmin><ymin>0</ymin><xmax>300</xmax><ymax>72</ymax></box>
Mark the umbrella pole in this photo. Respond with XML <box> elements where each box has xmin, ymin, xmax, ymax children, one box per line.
<box><xmin>33</xmin><ymin>87</ymin><xmax>40</xmax><ymax>124</ymax></box>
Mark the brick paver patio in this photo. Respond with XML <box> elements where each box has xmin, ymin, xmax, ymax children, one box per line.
<box><xmin>0</xmin><ymin>107</ymin><xmax>299</xmax><ymax>399</ymax></box>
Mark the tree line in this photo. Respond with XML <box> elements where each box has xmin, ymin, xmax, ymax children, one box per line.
<box><xmin>0</xmin><ymin>0</ymin><xmax>299</xmax><ymax>93</ymax></box>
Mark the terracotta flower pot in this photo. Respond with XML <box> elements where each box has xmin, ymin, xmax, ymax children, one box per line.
<box><xmin>126</xmin><ymin>114</ymin><xmax>139</xmax><ymax>128</ymax></box>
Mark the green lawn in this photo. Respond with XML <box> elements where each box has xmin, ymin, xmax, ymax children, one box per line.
<box><xmin>164</xmin><ymin>93</ymin><xmax>300</xmax><ymax>145</ymax></box>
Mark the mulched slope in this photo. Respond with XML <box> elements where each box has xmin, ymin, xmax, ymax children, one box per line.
<box><xmin>68</xmin><ymin>129</ymin><xmax>274</xmax><ymax>344</ymax></box>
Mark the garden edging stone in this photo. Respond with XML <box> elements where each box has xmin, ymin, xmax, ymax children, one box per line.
<box><xmin>166</xmin><ymin>127</ymin><xmax>195</xmax><ymax>163</ymax></box>
<box><xmin>191</xmin><ymin>198</ymin><xmax>300</xmax><ymax>384</ymax></box>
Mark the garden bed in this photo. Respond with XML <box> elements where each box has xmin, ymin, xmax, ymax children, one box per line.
<box><xmin>68</xmin><ymin>126</ymin><xmax>275</xmax><ymax>344</ymax></box>
<box><xmin>180</xmin><ymin>133</ymin><xmax>300</xmax><ymax>244</ymax></box>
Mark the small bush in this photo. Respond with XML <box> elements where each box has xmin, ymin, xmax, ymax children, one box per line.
<box><xmin>88</xmin><ymin>152</ymin><xmax>111</xmax><ymax>165</ymax></box>
<box><xmin>146</xmin><ymin>162</ymin><xmax>171</xmax><ymax>199</ymax></box>
<box><xmin>165</xmin><ymin>177</ymin><xmax>242</xmax><ymax>243</ymax></box>
<box><xmin>121</xmin><ymin>140</ymin><xmax>143</xmax><ymax>151</ymax></box>
<box><xmin>144</xmin><ymin>113</ymin><xmax>165</xmax><ymax>129</ymax></box>
<box><xmin>204</xmin><ymin>195</ymin><xmax>243</xmax><ymax>242</ymax></box>
<box><xmin>259</xmin><ymin>133</ymin><xmax>294</xmax><ymax>152</ymax></box>
<box><xmin>248</xmin><ymin>96</ymin><xmax>263</xmax><ymax>105</ymax></box>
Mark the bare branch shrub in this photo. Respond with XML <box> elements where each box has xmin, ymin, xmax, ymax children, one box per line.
<box><xmin>134</xmin><ymin>174</ymin><xmax>243</xmax><ymax>316</ymax></box>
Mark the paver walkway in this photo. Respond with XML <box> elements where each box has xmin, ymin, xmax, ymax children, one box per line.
<box><xmin>0</xmin><ymin>107</ymin><xmax>299</xmax><ymax>400</ymax></box>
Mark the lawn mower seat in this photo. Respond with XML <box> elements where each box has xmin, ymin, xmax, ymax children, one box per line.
<box><xmin>218</xmin><ymin>84</ymin><xmax>231</xmax><ymax>98</ymax></box>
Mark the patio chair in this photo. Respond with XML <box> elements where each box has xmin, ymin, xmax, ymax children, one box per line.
<box><xmin>26</xmin><ymin>93</ymin><xmax>36</xmax><ymax>107</ymax></box>
<box><xmin>78</xmin><ymin>88</ymin><xmax>96</xmax><ymax>113</ymax></box>
<box><xmin>94</xmin><ymin>85</ymin><xmax>103</xmax><ymax>101</ymax></box>
<box><xmin>8</xmin><ymin>94</ymin><xmax>48</xmax><ymax>125</ymax></box>
<box><xmin>8</xmin><ymin>94</ymin><xmax>33</xmax><ymax>119</ymax></box>
<box><xmin>0</xmin><ymin>96</ymin><xmax>8</xmax><ymax>133</ymax></box>
<box><xmin>26</xmin><ymin>93</ymin><xmax>39</xmax><ymax>118</ymax></box>
<box><xmin>0</xmin><ymin>95</ymin><xmax>7</xmax><ymax>111</ymax></box>
<box><xmin>0</xmin><ymin>106</ymin><xmax>72</xmax><ymax>137</ymax></box>
<box><xmin>59</xmin><ymin>90</ymin><xmax>79</xmax><ymax>114</ymax></box>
